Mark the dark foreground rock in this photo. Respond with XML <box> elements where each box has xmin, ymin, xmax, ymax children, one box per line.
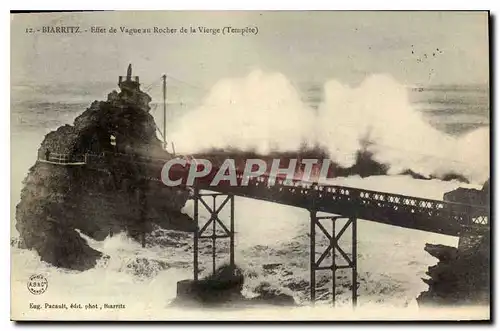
<box><xmin>15</xmin><ymin>65</ymin><xmax>194</xmax><ymax>270</ymax></box>
<box><xmin>416</xmin><ymin>180</ymin><xmax>491</xmax><ymax>307</ymax></box>
<box><xmin>416</xmin><ymin>235</ymin><xmax>490</xmax><ymax>306</ymax></box>
<box><xmin>172</xmin><ymin>264</ymin><xmax>296</xmax><ymax>308</ymax></box>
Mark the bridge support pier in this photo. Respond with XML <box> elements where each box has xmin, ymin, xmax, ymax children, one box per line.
<box><xmin>310</xmin><ymin>211</ymin><xmax>358</xmax><ymax>307</ymax></box>
<box><xmin>193</xmin><ymin>189</ymin><xmax>235</xmax><ymax>281</ymax></box>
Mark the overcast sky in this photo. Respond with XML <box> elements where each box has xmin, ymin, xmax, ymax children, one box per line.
<box><xmin>11</xmin><ymin>11</ymin><xmax>489</xmax><ymax>88</ymax></box>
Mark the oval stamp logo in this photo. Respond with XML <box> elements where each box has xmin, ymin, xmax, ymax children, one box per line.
<box><xmin>27</xmin><ymin>274</ymin><xmax>48</xmax><ymax>295</ymax></box>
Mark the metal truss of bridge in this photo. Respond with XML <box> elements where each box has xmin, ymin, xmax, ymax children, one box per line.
<box><xmin>37</xmin><ymin>151</ymin><xmax>490</xmax><ymax>306</ymax></box>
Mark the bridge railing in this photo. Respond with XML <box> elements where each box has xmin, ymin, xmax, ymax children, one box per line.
<box><xmin>37</xmin><ymin>151</ymin><xmax>87</xmax><ymax>164</ymax></box>
<box><xmin>36</xmin><ymin>150</ymin><xmax>489</xmax><ymax>229</ymax></box>
<box><xmin>228</xmin><ymin>173</ymin><xmax>489</xmax><ymax>228</ymax></box>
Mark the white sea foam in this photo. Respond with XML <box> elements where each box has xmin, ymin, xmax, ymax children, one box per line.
<box><xmin>170</xmin><ymin>71</ymin><xmax>489</xmax><ymax>184</ymax></box>
<box><xmin>11</xmin><ymin>175</ymin><xmax>460</xmax><ymax>317</ymax></box>
<box><xmin>10</xmin><ymin>72</ymin><xmax>488</xmax><ymax>319</ymax></box>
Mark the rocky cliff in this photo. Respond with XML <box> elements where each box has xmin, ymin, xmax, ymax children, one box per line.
<box><xmin>417</xmin><ymin>236</ymin><xmax>490</xmax><ymax>306</ymax></box>
<box><xmin>15</xmin><ymin>75</ymin><xmax>194</xmax><ymax>270</ymax></box>
<box><xmin>417</xmin><ymin>181</ymin><xmax>490</xmax><ymax>307</ymax></box>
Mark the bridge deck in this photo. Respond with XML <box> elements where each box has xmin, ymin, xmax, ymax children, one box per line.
<box><xmin>37</xmin><ymin>152</ymin><xmax>489</xmax><ymax>236</ymax></box>
<box><xmin>37</xmin><ymin>159</ymin><xmax>86</xmax><ymax>166</ymax></box>
<box><xmin>193</xmin><ymin>175</ymin><xmax>489</xmax><ymax>237</ymax></box>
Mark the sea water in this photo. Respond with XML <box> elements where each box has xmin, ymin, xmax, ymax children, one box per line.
<box><xmin>10</xmin><ymin>71</ymin><xmax>489</xmax><ymax>317</ymax></box>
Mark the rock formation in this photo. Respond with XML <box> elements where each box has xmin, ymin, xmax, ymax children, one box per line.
<box><xmin>417</xmin><ymin>236</ymin><xmax>490</xmax><ymax>306</ymax></box>
<box><xmin>15</xmin><ymin>65</ymin><xmax>194</xmax><ymax>270</ymax></box>
<box><xmin>417</xmin><ymin>180</ymin><xmax>490</xmax><ymax>306</ymax></box>
<box><xmin>172</xmin><ymin>264</ymin><xmax>296</xmax><ymax>308</ymax></box>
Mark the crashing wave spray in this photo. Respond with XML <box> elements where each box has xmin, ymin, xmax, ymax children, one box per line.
<box><xmin>169</xmin><ymin>70</ymin><xmax>489</xmax><ymax>184</ymax></box>
<box><xmin>317</xmin><ymin>75</ymin><xmax>489</xmax><ymax>183</ymax></box>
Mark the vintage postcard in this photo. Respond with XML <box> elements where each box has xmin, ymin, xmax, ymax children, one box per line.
<box><xmin>10</xmin><ymin>11</ymin><xmax>490</xmax><ymax>321</ymax></box>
